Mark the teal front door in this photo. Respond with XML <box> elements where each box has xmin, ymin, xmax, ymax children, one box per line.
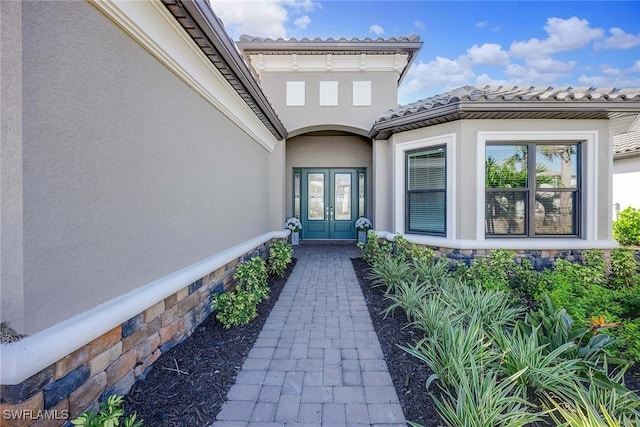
<box><xmin>300</xmin><ymin>169</ymin><xmax>360</xmax><ymax>239</ymax></box>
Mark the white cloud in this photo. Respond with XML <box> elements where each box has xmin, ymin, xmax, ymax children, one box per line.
<box><xmin>475</xmin><ymin>74</ymin><xmax>515</xmax><ymax>88</ymax></box>
<box><xmin>510</xmin><ymin>16</ymin><xmax>604</xmax><ymax>59</ymax></box>
<box><xmin>209</xmin><ymin>0</ymin><xmax>320</xmax><ymax>39</ymax></box>
<box><xmin>413</xmin><ymin>20</ymin><xmax>425</xmax><ymax>31</ymax></box>
<box><xmin>631</xmin><ymin>60</ymin><xmax>640</xmax><ymax>72</ymax></box>
<box><xmin>578</xmin><ymin>71</ymin><xmax>640</xmax><ymax>87</ymax></box>
<box><xmin>595</xmin><ymin>28</ymin><xmax>640</xmax><ymax>50</ymax></box>
<box><xmin>401</xmin><ymin>56</ymin><xmax>475</xmax><ymax>95</ymax></box>
<box><xmin>475</xmin><ymin>21</ymin><xmax>488</xmax><ymax>28</ymax></box>
<box><xmin>466</xmin><ymin>43</ymin><xmax>510</xmax><ymax>66</ymax></box>
<box><xmin>294</xmin><ymin>15</ymin><xmax>311</xmax><ymax>29</ymax></box>
<box><xmin>369</xmin><ymin>24</ymin><xmax>385</xmax><ymax>35</ymax></box>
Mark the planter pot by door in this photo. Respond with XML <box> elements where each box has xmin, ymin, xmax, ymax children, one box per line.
<box><xmin>291</xmin><ymin>232</ymin><xmax>300</xmax><ymax>246</ymax></box>
<box><xmin>358</xmin><ymin>231</ymin><xmax>367</xmax><ymax>243</ymax></box>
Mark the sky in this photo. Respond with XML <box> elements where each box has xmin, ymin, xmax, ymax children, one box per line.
<box><xmin>209</xmin><ymin>0</ymin><xmax>640</xmax><ymax>105</ymax></box>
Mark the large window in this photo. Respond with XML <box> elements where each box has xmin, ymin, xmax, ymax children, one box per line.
<box><xmin>406</xmin><ymin>146</ymin><xmax>446</xmax><ymax>235</ymax></box>
<box><xmin>485</xmin><ymin>143</ymin><xmax>580</xmax><ymax>237</ymax></box>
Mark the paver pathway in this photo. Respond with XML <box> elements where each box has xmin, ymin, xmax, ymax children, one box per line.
<box><xmin>211</xmin><ymin>244</ymin><xmax>406</xmax><ymax>427</ymax></box>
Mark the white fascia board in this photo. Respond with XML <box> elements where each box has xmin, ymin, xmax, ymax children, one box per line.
<box><xmin>376</xmin><ymin>231</ymin><xmax>618</xmax><ymax>250</ymax></box>
<box><xmin>90</xmin><ymin>0</ymin><xmax>281</xmax><ymax>152</ymax></box>
<box><xmin>0</xmin><ymin>230</ymin><xmax>290</xmax><ymax>385</ymax></box>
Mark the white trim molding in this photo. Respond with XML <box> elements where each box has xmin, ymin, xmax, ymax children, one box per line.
<box><xmin>90</xmin><ymin>0</ymin><xmax>281</xmax><ymax>152</ymax></box>
<box><xmin>247</xmin><ymin>53</ymin><xmax>409</xmax><ymax>80</ymax></box>
<box><xmin>376</xmin><ymin>231</ymin><xmax>617</xmax><ymax>250</ymax></box>
<box><xmin>476</xmin><ymin>130</ymin><xmax>599</xmax><ymax>245</ymax></box>
<box><xmin>0</xmin><ymin>230</ymin><xmax>289</xmax><ymax>385</ymax></box>
<box><xmin>393</xmin><ymin>133</ymin><xmax>457</xmax><ymax>239</ymax></box>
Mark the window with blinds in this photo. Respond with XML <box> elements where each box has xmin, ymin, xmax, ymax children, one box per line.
<box><xmin>406</xmin><ymin>146</ymin><xmax>446</xmax><ymax>235</ymax></box>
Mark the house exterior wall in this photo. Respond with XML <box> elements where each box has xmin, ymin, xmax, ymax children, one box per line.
<box><xmin>0</xmin><ymin>0</ymin><xmax>25</xmax><ymax>332</ymax></box>
<box><xmin>384</xmin><ymin>118</ymin><xmax>613</xmax><ymax>249</ymax></box>
<box><xmin>613</xmin><ymin>155</ymin><xmax>640</xmax><ymax>211</ymax></box>
<box><xmin>284</xmin><ymin>133</ymin><xmax>373</xmax><ymax>218</ymax></box>
<box><xmin>258</xmin><ymin>71</ymin><xmax>399</xmax><ymax>135</ymax></box>
<box><xmin>1</xmin><ymin>0</ymin><xmax>289</xmax><ymax>420</ymax></box>
<box><xmin>16</xmin><ymin>0</ymin><xmax>279</xmax><ymax>334</ymax></box>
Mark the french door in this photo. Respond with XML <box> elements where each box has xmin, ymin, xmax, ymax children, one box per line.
<box><xmin>298</xmin><ymin>169</ymin><xmax>363</xmax><ymax>239</ymax></box>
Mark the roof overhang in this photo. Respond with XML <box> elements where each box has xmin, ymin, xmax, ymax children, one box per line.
<box><xmin>371</xmin><ymin>90</ymin><xmax>640</xmax><ymax>140</ymax></box>
<box><xmin>162</xmin><ymin>0</ymin><xmax>287</xmax><ymax>140</ymax></box>
<box><xmin>237</xmin><ymin>36</ymin><xmax>423</xmax><ymax>85</ymax></box>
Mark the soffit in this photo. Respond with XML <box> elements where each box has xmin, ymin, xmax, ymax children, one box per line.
<box><xmin>371</xmin><ymin>85</ymin><xmax>640</xmax><ymax>140</ymax></box>
<box><xmin>237</xmin><ymin>35</ymin><xmax>423</xmax><ymax>85</ymax></box>
<box><xmin>161</xmin><ymin>0</ymin><xmax>287</xmax><ymax>139</ymax></box>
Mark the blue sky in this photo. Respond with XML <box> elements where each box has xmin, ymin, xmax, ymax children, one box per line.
<box><xmin>210</xmin><ymin>0</ymin><xmax>640</xmax><ymax>104</ymax></box>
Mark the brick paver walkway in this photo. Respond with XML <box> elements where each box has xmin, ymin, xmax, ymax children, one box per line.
<box><xmin>211</xmin><ymin>244</ymin><xmax>406</xmax><ymax>427</ymax></box>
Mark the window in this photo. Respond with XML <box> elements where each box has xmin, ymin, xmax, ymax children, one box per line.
<box><xmin>406</xmin><ymin>146</ymin><xmax>446</xmax><ymax>235</ymax></box>
<box><xmin>485</xmin><ymin>143</ymin><xmax>580</xmax><ymax>237</ymax></box>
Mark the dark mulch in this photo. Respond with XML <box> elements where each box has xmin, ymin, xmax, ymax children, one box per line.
<box><xmin>123</xmin><ymin>254</ymin><xmax>639</xmax><ymax>427</ymax></box>
<box><xmin>352</xmin><ymin>257</ymin><xmax>441</xmax><ymax>427</ymax></box>
<box><xmin>124</xmin><ymin>259</ymin><xmax>296</xmax><ymax>426</ymax></box>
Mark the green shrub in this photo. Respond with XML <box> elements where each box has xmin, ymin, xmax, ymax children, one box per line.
<box><xmin>212</xmin><ymin>256</ymin><xmax>269</xmax><ymax>329</ymax></box>
<box><xmin>533</xmin><ymin>257</ymin><xmax>623</xmax><ymax>326</ymax></box>
<box><xmin>234</xmin><ymin>257</ymin><xmax>269</xmax><ymax>303</ymax></box>
<box><xmin>72</xmin><ymin>395</ymin><xmax>142</xmax><ymax>427</ymax></box>
<box><xmin>610</xmin><ymin>248</ymin><xmax>639</xmax><ymax>288</ymax></box>
<box><xmin>613</xmin><ymin>207</ymin><xmax>640</xmax><ymax>246</ymax></box>
<box><xmin>268</xmin><ymin>241</ymin><xmax>293</xmax><ymax>278</ymax></box>
<box><xmin>393</xmin><ymin>235</ymin><xmax>436</xmax><ymax>264</ymax></box>
<box><xmin>211</xmin><ymin>287</ymin><xmax>258</xmax><ymax>328</ymax></box>
<box><xmin>358</xmin><ymin>231</ymin><xmax>392</xmax><ymax>264</ymax></box>
<box><xmin>612</xmin><ymin>318</ymin><xmax>640</xmax><ymax>363</ymax></box>
<box><xmin>454</xmin><ymin>249</ymin><xmax>520</xmax><ymax>293</ymax></box>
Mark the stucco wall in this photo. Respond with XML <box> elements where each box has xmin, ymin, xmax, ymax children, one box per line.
<box><xmin>259</xmin><ymin>71</ymin><xmax>398</xmax><ymax>135</ymax></box>
<box><xmin>285</xmin><ymin>133</ymin><xmax>373</xmax><ymax>218</ymax></box>
<box><xmin>0</xmin><ymin>0</ymin><xmax>25</xmax><ymax>331</ymax></box>
<box><xmin>613</xmin><ymin>156</ymin><xmax>640</xmax><ymax>211</ymax></box>
<box><xmin>387</xmin><ymin>118</ymin><xmax>612</xmax><ymax>244</ymax></box>
<box><xmin>18</xmin><ymin>1</ymin><xmax>275</xmax><ymax>334</ymax></box>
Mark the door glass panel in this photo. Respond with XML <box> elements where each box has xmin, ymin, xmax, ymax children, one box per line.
<box><xmin>334</xmin><ymin>173</ymin><xmax>351</xmax><ymax>220</ymax></box>
<box><xmin>308</xmin><ymin>173</ymin><xmax>324</xmax><ymax>220</ymax></box>
<box><xmin>294</xmin><ymin>172</ymin><xmax>301</xmax><ymax>218</ymax></box>
<box><xmin>358</xmin><ymin>173</ymin><xmax>365</xmax><ymax>217</ymax></box>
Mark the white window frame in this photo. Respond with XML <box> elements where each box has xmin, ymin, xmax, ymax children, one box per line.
<box><xmin>394</xmin><ymin>134</ymin><xmax>456</xmax><ymax>241</ymax></box>
<box><xmin>476</xmin><ymin>131</ymin><xmax>598</xmax><ymax>244</ymax></box>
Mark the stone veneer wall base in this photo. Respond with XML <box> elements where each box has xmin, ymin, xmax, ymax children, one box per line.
<box><xmin>0</xmin><ymin>237</ymin><xmax>284</xmax><ymax>426</ymax></box>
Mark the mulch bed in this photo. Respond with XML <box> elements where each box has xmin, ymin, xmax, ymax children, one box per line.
<box><xmin>352</xmin><ymin>257</ymin><xmax>441</xmax><ymax>427</ymax></box>
<box><xmin>124</xmin><ymin>259</ymin><xmax>296</xmax><ymax>426</ymax></box>
<box><xmin>124</xmin><ymin>254</ymin><xmax>639</xmax><ymax>426</ymax></box>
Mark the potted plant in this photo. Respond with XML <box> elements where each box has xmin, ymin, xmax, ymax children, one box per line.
<box><xmin>285</xmin><ymin>217</ymin><xmax>302</xmax><ymax>245</ymax></box>
<box><xmin>355</xmin><ymin>217</ymin><xmax>373</xmax><ymax>243</ymax></box>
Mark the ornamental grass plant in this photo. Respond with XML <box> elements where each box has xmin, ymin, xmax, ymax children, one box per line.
<box><xmin>359</xmin><ymin>238</ymin><xmax>640</xmax><ymax>426</ymax></box>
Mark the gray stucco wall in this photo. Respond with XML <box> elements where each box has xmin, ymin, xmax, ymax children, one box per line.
<box><xmin>1</xmin><ymin>0</ymin><xmax>25</xmax><ymax>331</ymax></box>
<box><xmin>388</xmin><ymin>118</ymin><xmax>612</xmax><ymax>242</ymax></box>
<box><xmin>285</xmin><ymin>133</ymin><xmax>373</xmax><ymax>218</ymax></box>
<box><xmin>18</xmin><ymin>1</ymin><xmax>275</xmax><ymax>333</ymax></box>
<box><xmin>259</xmin><ymin>71</ymin><xmax>398</xmax><ymax>135</ymax></box>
